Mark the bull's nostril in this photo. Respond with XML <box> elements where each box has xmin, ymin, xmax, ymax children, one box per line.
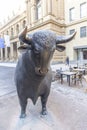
<box><xmin>35</xmin><ymin>67</ymin><xmax>48</xmax><ymax>75</ymax></box>
<box><xmin>39</xmin><ymin>69</ymin><xmax>41</xmax><ymax>73</ymax></box>
<box><xmin>39</xmin><ymin>69</ymin><xmax>48</xmax><ymax>74</ymax></box>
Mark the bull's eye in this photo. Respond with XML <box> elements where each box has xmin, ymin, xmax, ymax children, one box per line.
<box><xmin>34</xmin><ymin>48</ymin><xmax>40</xmax><ymax>54</ymax></box>
<box><xmin>33</xmin><ymin>48</ymin><xmax>40</xmax><ymax>59</ymax></box>
<box><xmin>51</xmin><ymin>49</ymin><xmax>55</xmax><ymax>53</ymax></box>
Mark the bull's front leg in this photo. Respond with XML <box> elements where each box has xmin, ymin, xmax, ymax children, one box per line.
<box><xmin>41</xmin><ymin>95</ymin><xmax>48</xmax><ymax>115</ymax></box>
<box><xmin>19</xmin><ymin>97</ymin><xmax>27</xmax><ymax>118</ymax></box>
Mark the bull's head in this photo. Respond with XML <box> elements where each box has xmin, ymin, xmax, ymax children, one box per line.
<box><xmin>18</xmin><ymin>26</ymin><xmax>76</xmax><ymax>76</ymax></box>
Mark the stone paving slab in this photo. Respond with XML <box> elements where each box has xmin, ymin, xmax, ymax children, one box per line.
<box><xmin>0</xmin><ymin>81</ymin><xmax>87</xmax><ymax>130</ymax></box>
<box><xmin>0</xmin><ymin>63</ymin><xmax>87</xmax><ymax>130</ymax></box>
<box><xmin>0</xmin><ymin>95</ymin><xmax>63</xmax><ymax>130</ymax></box>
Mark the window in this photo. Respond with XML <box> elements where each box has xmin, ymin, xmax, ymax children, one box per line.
<box><xmin>80</xmin><ymin>2</ymin><xmax>87</xmax><ymax>18</ymax></box>
<box><xmin>36</xmin><ymin>0</ymin><xmax>42</xmax><ymax>20</ymax></box>
<box><xmin>80</xmin><ymin>26</ymin><xmax>86</xmax><ymax>38</ymax></box>
<box><xmin>69</xmin><ymin>7</ymin><xmax>75</xmax><ymax>21</ymax></box>
<box><xmin>69</xmin><ymin>29</ymin><xmax>75</xmax><ymax>35</ymax></box>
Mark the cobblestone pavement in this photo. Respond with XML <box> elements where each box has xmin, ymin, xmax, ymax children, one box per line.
<box><xmin>0</xmin><ymin>64</ymin><xmax>87</xmax><ymax>130</ymax></box>
<box><xmin>0</xmin><ymin>66</ymin><xmax>16</xmax><ymax>97</ymax></box>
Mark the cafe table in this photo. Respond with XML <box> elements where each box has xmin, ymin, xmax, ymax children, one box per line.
<box><xmin>60</xmin><ymin>71</ymin><xmax>77</xmax><ymax>86</ymax></box>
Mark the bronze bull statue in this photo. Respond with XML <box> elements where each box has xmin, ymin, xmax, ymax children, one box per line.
<box><xmin>15</xmin><ymin>26</ymin><xmax>76</xmax><ymax>118</ymax></box>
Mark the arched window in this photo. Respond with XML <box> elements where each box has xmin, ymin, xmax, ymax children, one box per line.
<box><xmin>36</xmin><ymin>0</ymin><xmax>42</xmax><ymax>20</ymax></box>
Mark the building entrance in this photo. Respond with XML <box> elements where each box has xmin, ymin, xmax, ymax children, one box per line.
<box><xmin>83</xmin><ymin>50</ymin><xmax>87</xmax><ymax>59</ymax></box>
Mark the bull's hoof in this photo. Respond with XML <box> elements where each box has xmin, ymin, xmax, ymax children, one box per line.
<box><xmin>20</xmin><ymin>113</ymin><xmax>26</xmax><ymax>118</ymax></box>
<box><xmin>41</xmin><ymin>110</ymin><xmax>47</xmax><ymax>115</ymax></box>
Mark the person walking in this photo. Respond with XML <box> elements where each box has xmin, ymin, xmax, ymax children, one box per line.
<box><xmin>66</xmin><ymin>56</ymin><xmax>69</xmax><ymax>65</ymax></box>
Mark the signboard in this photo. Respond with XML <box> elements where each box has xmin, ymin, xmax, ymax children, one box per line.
<box><xmin>0</xmin><ymin>38</ymin><xmax>5</xmax><ymax>48</ymax></box>
<box><xmin>4</xmin><ymin>35</ymin><xmax>10</xmax><ymax>47</ymax></box>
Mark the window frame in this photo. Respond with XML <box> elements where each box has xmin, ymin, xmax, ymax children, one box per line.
<box><xmin>80</xmin><ymin>2</ymin><xmax>87</xmax><ymax>18</ymax></box>
<box><xmin>80</xmin><ymin>26</ymin><xmax>87</xmax><ymax>38</ymax></box>
<box><xmin>69</xmin><ymin>29</ymin><xmax>75</xmax><ymax>35</ymax></box>
<box><xmin>69</xmin><ymin>7</ymin><xmax>75</xmax><ymax>21</ymax></box>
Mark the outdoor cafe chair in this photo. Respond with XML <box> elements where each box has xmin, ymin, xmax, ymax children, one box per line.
<box><xmin>55</xmin><ymin>69</ymin><xmax>65</xmax><ymax>80</ymax></box>
<box><xmin>72</xmin><ymin>71</ymin><xmax>83</xmax><ymax>86</ymax></box>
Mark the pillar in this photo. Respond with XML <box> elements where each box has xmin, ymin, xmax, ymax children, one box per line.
<box><xmin>60</xmin><ymin>0</ymin><xmax>64</xmax><ymax>20</ymax></box>
<box><xmin>1</xmin><ymin>48</ymin><xmax>4</xmax><ymax>61</ymax></box>
<box><xmin>80</xmin><ymin>50</ymin><xmax>83</xmax><ymax>60</ymax></box>
<box><xmin>26</xmin><ymin>0</ymin><xmax>31</xmax><ymax>26</ymax></box>
<box><xmin>42</xmin><ymin>0</ymin><xmax>47</xmax><ymax>17</ymax></box>
<box><xmin>47</xmin><ymin>0</ymin><xmax>52</xmax><ymax>15</ymax></box>
<box><xmin>10</xmin><ymin>43</ymin><xmax>14</xmax><ymax>61</ymax></box>
<box><xmin>5</xmin><ymin>47</ymin><xmax>8</xmax><ymax>60</ymax></box>
<box><xmin>31</xmin><ymin>0</ymin><xmax>36</xmax><ymax>23</ymax></box>
<box><xmin>57</xmin><ymin>0</ymin><xmax>64</xmax><ymax>20</ymax></box>
<box><xmin>17</xmin><ymin>42</ymin><xmax>21</xmax><ymax>59</ymax></box>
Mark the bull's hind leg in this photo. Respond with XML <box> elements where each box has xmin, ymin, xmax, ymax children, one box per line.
<box><xmin>19</xmin><ymin>97</ymin><xmax>27</xmax><ymax>118</ymax></box>
<box><xmin>41</xmin><ymin>95</ymin><xmax>48</xmax><ymax>115</ymax></box>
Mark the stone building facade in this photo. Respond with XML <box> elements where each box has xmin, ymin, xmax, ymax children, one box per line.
<box><xmin>0</xmin><ymin>0</ymin><xmax>66</xmax><ymax>63</ymax></box>
<box><xmin>65</xmin><ymin>0</ymin><xmax>87</xmax><ymax>64</ymax></box>
<box><xmin>0</xmin><ymin>11</ymin><xmax>27</xmax><ymax>61</ymax></box>
<box><xmin>0</xmin><ymin>0</ymin><xmax>87</xmax><ymax>64</ymax></box>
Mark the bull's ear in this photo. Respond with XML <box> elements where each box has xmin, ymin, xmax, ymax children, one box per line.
<box><xmin>18</xmin><ymin>44</ymin><xmax>31</xmax><ymax>50</ymax></box>
<box><xmin>56</xmin><ymin>45</ymin><xmax>65</xmax><ymax>52</ymax></box>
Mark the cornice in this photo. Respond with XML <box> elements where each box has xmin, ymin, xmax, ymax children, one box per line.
<box><xmin>66</xmin><ymin>18</ymin><xmax>87</xmax><ymax>27</ymax></box>
<box><xmin>27</xmin><ymin>19</ymin><xmax>66</xmax><ymax>32</ymax></box>
<box><xmin>0</xmin><ymin>11</ymin><xmax>26</xmax><ymax>30</ymax></box>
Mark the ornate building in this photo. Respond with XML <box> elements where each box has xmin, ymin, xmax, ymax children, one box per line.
<box><xmin>0</xmin><ymin>0</ymin><xmax>66</xmax><ymax>63</ymax></box>
<box><xmin>65</xmin><ymin>0</ymin><xmax>87</xmax><ymax>64</ymax></box>
<box><xmin>1</xmin><ymin>0</ymin><xmax>87</xmax><ymax>64</ymax></box>
<box><xmin>0</xmin><ymin>11</ymin><xmax>26</xmax><ymax>61</ymax></box>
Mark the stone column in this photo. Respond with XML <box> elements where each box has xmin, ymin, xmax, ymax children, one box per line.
<box><xmin>42</xmin><ymin>0</ymin><xmax>47</xmax><ymax>17</ymax></box>
<box><xmin>47</xmin><ymin>0</ymin><xmax>52</xmax><ymax>15</ymax></box>
<box><xmin>1</xmin><ymin>48</ymin><xmax>4</xmax><ymax>61</ymax></box>
<box><xmin>57</xmin><ymin>0</ymin><xmax>64</xmax><ymax>20</ymax></box>
<box><xmin>31</xmin><ymin>0</ymin><xmax>36</xmax><ymax>24</ymax></box>
<box><xmin>60</xmin><ymin>0</ymin><xmax>64</xmax><ymax>20</ymax></box>
<box><xmin>17</xmin><ymin>42</ymin><xmax>21</xmax><ymax>59</ymax></box>
<box><xmin>10</xmin><ymin>43</ymin><xmax>14</xmax><ymax>61</ymax></box>
<box><xmin>26</xmin><ymin>0</ymin><xmax>31</xmax><ymax>26</ymax></box>
<box><xmin>79</xmin><ymin>49</ymin><xmax>83</xmax><ymax>65</ymax></box>
<box><xmin>5</xmin><ymin>46</ymin><xmax>8</xmax><ymax>61</ymax></box>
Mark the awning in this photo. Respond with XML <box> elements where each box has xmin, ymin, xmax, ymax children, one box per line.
<box><xmin>74</xmin><ymin>45</ymin><xmax>87</xmax><ymax>49</ymax></box>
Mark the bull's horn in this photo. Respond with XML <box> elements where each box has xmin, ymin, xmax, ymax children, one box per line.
<box><xmin>56</xmin><ymin>31</ymin><xmax>76</xmax><ymax>44</ymax></box>
<box><xmin>19</xmin><ymin>26</ymin><xmax>32</xmax><ymax>45</ymax></box>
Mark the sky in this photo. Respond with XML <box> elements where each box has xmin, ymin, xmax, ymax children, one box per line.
<box><xmin>0</xmin><ymin>0</ymin><xmax>25</xmax><ymax>24</ymax></box>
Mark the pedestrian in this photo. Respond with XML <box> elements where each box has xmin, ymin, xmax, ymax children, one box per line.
<box><xmin>66</xmin><ymin>56</ymin><xmax>69</xmax><ymax>65</ymax></box>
